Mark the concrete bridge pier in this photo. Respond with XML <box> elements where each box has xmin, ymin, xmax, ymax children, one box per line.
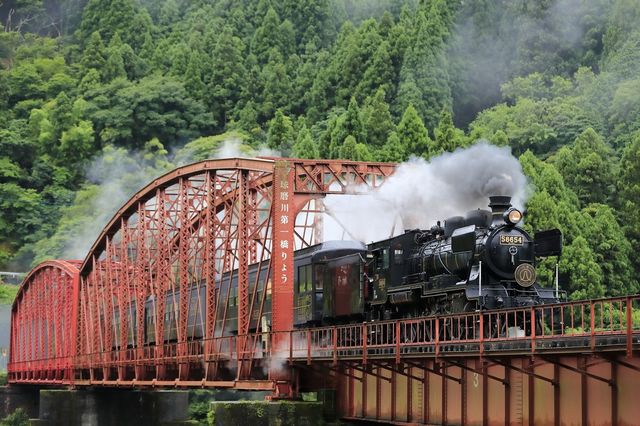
<box><xmin>0</xmin><ymin>386</ymin><xmax>39</xmax><ymax>419</ymax></box>
<box><xmin>0</xmin><ymin>386</ymin><xmax>190</xmax><ymax>426</ymax></box>
<box><xmin>35</xmin><ymin>388</ymin><xmax>189</xmax><ymax>425</ymax></box>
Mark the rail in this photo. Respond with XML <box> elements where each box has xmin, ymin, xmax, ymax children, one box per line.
<box><xmin>8</xmin><ymin>295</ymin><xmax>640</xmax><ymax>383</ymax></box>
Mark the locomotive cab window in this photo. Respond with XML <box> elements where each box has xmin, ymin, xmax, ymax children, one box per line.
<box><xmin>394</xmin><ymin>248</ymin><xmax>403</xmax><ymax>265</ymax></box>
<box><xmin>374</xmin><ymin>248</ymin><xmax>389</xmax><ymax>270</ymax></box>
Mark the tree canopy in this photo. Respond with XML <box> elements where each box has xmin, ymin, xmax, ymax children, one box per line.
<box><xmin>1</xmin><ymin>0</ymin><xmax>639</xmax><ymax>299</ymax></box>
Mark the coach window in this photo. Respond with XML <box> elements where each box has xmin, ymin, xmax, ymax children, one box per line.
<box><xmin>298</xmin><ymin>264</ymin><xmax>312</xmax><ymax>292</ymax></box>
<box><xmin>297</xmin><ymin>266</ymin><xmax>303</xmax><ymax>293</ymax></box>
<box><xmin>256</xmin><ymin>279</ymin><xmax>263</xmax><ymax>300</ymax></box>
<box><xmin>306</xmin><ymin>265</ymin><xmax>313</xmax><ymax>291</ymax></box>
<box><xmin>314</xmin><ymin>264</ymin><xmax>325</xmax><ymax>291</ymax></box>
<box><xmin>230</xmin><ymin>287</ymin><xmax>237</xmax><ymax>307</ymax></box>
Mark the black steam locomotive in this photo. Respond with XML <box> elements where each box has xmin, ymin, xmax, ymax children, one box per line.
<box><xmin>292</xmin><ymin>195</ymin><xmax>563</xmax><ymax>326</ymax></box>
<box><xmin>111</xmin><ymin>196</ymin><xmax>563</xmax><ymax>346</ymax></box>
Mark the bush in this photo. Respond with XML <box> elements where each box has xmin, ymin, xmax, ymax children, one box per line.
<box><xmin>0</xmin><ymin>284</ymin><xmax>18</xmax><ymax>304</ymax></box>
<box><xmin>1</xmin><ymin>408</ymin><xmax>29</xmax><ymax>426</ymax></box>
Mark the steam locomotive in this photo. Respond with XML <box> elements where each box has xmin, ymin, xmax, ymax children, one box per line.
<box><xmin>291</xmin><ymin>195</ymin><xmax>563</xmax><ymax>326</ymax></box>
<box><xmin>112</xmin><ymin>195</ymin><xmax>563</xmax><ymax>346</ymax></box>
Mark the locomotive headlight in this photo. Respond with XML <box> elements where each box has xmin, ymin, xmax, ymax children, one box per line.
<box><xmin>505</xmin><ymin>208</ymin><xmax>522</xmax><ymax>224</ymax></box>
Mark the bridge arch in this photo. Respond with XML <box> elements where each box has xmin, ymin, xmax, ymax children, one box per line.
<box><xmin>9</xmin><ymin>259</ymin><xmax>81</xmax><ymax>384</ymax></box>
<box><xmin>74</xmin><ymin>158</ymin><xmax>395</xmax><ymax>384</ymax></box>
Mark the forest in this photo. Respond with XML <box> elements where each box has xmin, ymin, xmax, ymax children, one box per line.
<box><xmin>0</xmin><ymin>0</ymin><xmax>639</xmax><ymax>300</ymax></box>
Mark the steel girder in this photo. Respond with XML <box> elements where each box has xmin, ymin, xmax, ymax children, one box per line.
<box><xmin>67</xmin><ymin>158</ymin><xmax>395</xmax><ymax>386</ymax></box>
<box><xmin>8</xmin><ymin>260</ymin><xmax>81</xmax><ymax>384</ymax></box>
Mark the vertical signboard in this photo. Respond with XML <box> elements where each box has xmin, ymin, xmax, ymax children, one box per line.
<box><xmin>271</xmin><ymin>160</ymin><xmax>295</xmax><ymax>335</ymax></box>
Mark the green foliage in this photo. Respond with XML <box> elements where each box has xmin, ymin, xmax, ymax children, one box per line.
<box><xmin>502</xmin><ymin>73</ymin><xmax>574</xmax><ymax>102</ymax></box>
<box><xmin>578</xmin><ymin>204</ymin><xmax>638</xmax><ymax>296</ymax></box>
<box><xmin>378</xmin><ymin>131</ymin><xmax>405</xmax><ymax>162</ymax></box>
<box><xmin>396</xmin><ymin>104</ymin><xmax>431</xmax><ymax>157</ymax></box>
<box><xmin>0</xmin><ymin>284</ymin><xmax>19</xmax><ymax>304</ymax></box>
<box><xmin>189</xmin><ymin>390</ymin><xmax>212</xmax><ymax>425</ymax></box>
<box><xmin>85</xmin><ymin>75</ymin><xmax>213</xmax><ymax>149</ymax></box>
<box><xmin>356</xmin><ymin>40</ymin><xmax>394</xmax><ymax>100</ymax></box>
<box><xmin>329</xmin><ymin>97</ymin><xmax>365</xmax><ymax>158</ymax></box>
<box><xmin>553</xmin><ymin>128</ymin><xmax>614</xmax><ymax>206</ymax></box>
<box><xmin>292</xmin><ymin>125</ymin><xmax>320</xmax><ymax>159</ymax></box>
<box><xmin>1</xmin><ymin>0</ymin><xmax>640</xmax><ymax>302</ymax></box>
<box><xmin>81</xmin><ymin>31</ymin><xmax>107</xmax><ymax>74</ymax></box>
<box><xmin>618</xmin><ymin>133</ymin><xmax>640</xmax><ymax>273</ymax></box>
<box><xmin>560</xmin><ymin>236</ymin><xmax>605</xmax><ymax>300</ymax></box>
<box><xmin>396</xmin><ymin>3</ymin><xmax>453</xmax><ymax>130</ymax></box>
<box><xmin>432</xmin><ymin>109</ymin><xmax>466</xmax><ymax>155</ymax></box>
<box><xmin>0</xmin><ymin>184</ymin><xmax>43</xmax><ymax>249</ymax></box>
<box><xmin>267</xmin><ymin>110</ymin><xmax>295</xmax><ymax>154</ymax></box>
<box><xmin>0</xmin><ymin>408</ymin><xmax>28</xmax><ymax>426</ymax></box>
<box><xmin>361</xmin><ymin>88</ymin><xmax>395</xmax><ymax>148</ymax></box>
<box><xmin>174</xmin><ymin>131</ymin><xmax>251</xmax><ymax>164</ymax></box>
<box><xmin>207</xmin><ymin>29</ymin><xmax>247</xmax><ymax>128</ymax></box>
<box><xmin>339</xmin><ymin>135</ymin><xmax>358</xmax><ymax>160</ymax></box>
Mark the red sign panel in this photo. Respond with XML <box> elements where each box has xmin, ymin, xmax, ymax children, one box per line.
<box><xmin>271</xmin><ymin>160</ymin><xmax>295</xmax><ymax>334</ymax></box>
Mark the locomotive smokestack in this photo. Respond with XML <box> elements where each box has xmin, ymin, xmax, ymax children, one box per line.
<box><xmin>488</xmin><ymin>196</ymin><xmax>512</xmax><ymax>215</ymax></box>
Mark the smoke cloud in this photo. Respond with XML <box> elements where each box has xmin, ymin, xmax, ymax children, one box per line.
<box><xmin>322</xmin><ymin>141</ymin><xmax>529</xmax><ymax>243</ymax></box>
<box><xmin>214</xmin><ymin>138</ymin><xmax>281</xmax><ymax>159</ymax></box>
<box><xmin>58</xmin><ymin>146</ymin><xmax>173</xmax><ymax>260</ymax></box>
<box><xmin>56</xmin><ymin>138</ymin><xmax>279</xmax><ymax>262</ymax></box>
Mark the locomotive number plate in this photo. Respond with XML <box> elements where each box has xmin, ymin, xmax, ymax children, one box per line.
<box><xmin>500</xmin><ymin>235</ymin><xmax>524</xmax><ymax>246</ymax></box>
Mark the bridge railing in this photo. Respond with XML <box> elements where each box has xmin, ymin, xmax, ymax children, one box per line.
<box><xmin>280</xmin><ymin>295</ymin><xmax>640</xmax><ymax>362</ymax></box>
<box><xmin>8</xmin><ymin>295</ymin><xmax>640</xmax><ymax>383</ymax></box>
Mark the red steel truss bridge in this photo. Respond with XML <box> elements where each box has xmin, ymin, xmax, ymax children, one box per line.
<box><xmin>7</xmin><ymin>158</ymin><xmax>640</xmax><ymax>425</ymax></box>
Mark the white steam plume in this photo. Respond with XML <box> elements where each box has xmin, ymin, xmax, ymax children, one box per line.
<box><xmin>214</xmin><ymin>138</ymin><xmax>281</xmax><ymax>159</ymax></box>
<box><xmin>58</xmin><ymin>138</ymin><xmax>279</xmax><ymax>262</ymax></box>
<box><xmin>322</xmin><ymin>141</ymin><xmax>529</xmax><ymax>243</ymax></box>
<box><xmin>59</xmin><ymin>147</ymin><xmax>173</xmax><ymax>260</ymax></box>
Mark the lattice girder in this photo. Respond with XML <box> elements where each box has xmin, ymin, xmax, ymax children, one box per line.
<box><xmin>9</xmin><ymin>260</ymin><xmax>80</xmax><ymax>383</ymax></box>
<box><xmin>13</xmin><ymin>158</ymin><xmax>396</xmax><ymax>385</ymax></box>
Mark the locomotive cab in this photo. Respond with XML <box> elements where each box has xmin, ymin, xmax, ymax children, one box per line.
<box><xmin>366</xmin><ymin>230</ymin><xmax>425</xmax><ymax>319</ymax></box>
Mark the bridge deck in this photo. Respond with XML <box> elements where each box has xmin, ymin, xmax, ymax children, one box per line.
<box><xmin>8</xmin><ymin>295</ymin><xmax>640</xmax><ymax>388</ymax></box>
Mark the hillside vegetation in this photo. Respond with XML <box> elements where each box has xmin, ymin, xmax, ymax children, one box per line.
<box><xmin>1</xmin><ymin>0</ymin><xmax>639</xmax><ymax>299</ymax></box>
